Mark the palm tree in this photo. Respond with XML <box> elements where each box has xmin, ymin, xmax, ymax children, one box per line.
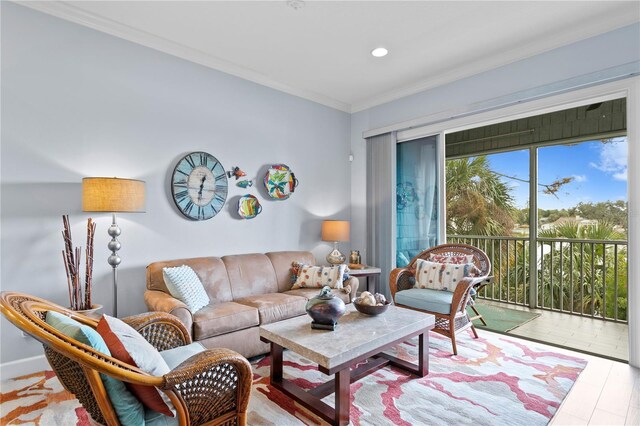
<box><xmin>446</xmin><ymin>156</ymin><xmax>516</xmax><ymax>235</ymax></box>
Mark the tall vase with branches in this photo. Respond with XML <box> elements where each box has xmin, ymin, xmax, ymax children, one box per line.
<box><xmin>62</xmin><ymin>215</ymin><xmax>96</xmax><ymax>311</ymax></box>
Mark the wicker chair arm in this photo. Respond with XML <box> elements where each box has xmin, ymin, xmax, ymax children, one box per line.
<box><xmin>122</xmin><ymin>311</ymin><xmax>191</xmax><ymax>351</ymax></box>
<box><xmin>389</xmin><ymin>267</ymin><xmax>415</xmax><ymax>300</ymax></box>
<box><xmin>450</xmin><ymin>279</ymin><xmax>475</xmax><ymax>316</ymax></box>
<box><xmin>163</xmin><ymin>349</ymin><xmax>252</xmax><ymax>426</ymax></box>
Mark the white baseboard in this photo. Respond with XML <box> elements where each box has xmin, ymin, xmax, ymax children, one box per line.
<box><xmin>0</xmin><ymin>355</ymin><xmax>49</xmax><ymax>381</ymax></box>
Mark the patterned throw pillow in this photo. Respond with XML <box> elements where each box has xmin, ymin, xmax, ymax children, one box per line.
<box><xmin>429</xmin><ymin>254</ymin><xmax>475</xmax><ymax>264</ymax></box>
<box><xmin>97</xmin><ymin>315</ymin><xmax>174</xmax><ymax>417</ymax></box>
<box><xmin>291</xmin><ymin>264</ymin><xmax>347</xmax><ymax>289</ymax></box>
<box><xmin>162</xmin><ymin>265</ymin><xmax>210</xmax><ymax>313</ymax></box>
<box><xmin>45</xmin><ymin>311</ymin><xmax>145</xmax><ymax>425</ymax></box>
<box><xmin>415</xmin><ymin>259</ymin><xmax>480</xmax><ymax>293</ymax></box>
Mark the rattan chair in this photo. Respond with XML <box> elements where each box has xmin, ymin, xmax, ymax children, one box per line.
<box><xmin>0</xmin><ymin>291</ymin><xmax>252</xmax><ymax>426</ymax></box>
<box><xmin>390</xmin><ymin>244</ymin><xmax>491</xmax><ymax>355</ymax></box>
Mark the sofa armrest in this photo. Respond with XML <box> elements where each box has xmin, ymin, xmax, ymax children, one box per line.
<box><xmin>144</xmin><ymin>290</ymin><xmax>193</xmax><ymax>337</ymax></box>
<box><xmin>344</xmin><ymin>276</ymin><xmax>359</xmax><ymax>303</ymax></box>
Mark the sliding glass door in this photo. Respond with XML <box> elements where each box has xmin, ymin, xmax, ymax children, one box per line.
<box><xmin>396</xmin><ymin>135</ymin><xmax>439</xmax><ymax>267</ymax></box>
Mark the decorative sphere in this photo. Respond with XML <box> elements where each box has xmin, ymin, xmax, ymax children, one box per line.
<box><xmin>108</xmin><ymin>254</ymin><xmax>121</xmax><ymax>267</ymax></box>
<box><xmin>107</xmin><ymin>225</ymin><xmax>121</xmax><ymax>237</ymax></box>
<box><xmin>108</xmin><ymin>240</ymin><xmax>121</xmax><ymax>251</ymax></box>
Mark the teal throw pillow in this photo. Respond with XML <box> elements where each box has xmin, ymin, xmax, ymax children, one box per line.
<box><xmin>45</xmin><ymin>311</ymin><xmax>145</xmax><ymax>426</ymax></box>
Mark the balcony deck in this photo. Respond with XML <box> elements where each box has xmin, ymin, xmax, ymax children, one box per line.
<box><xmin>479</xmin><ymin>300</ymin><xmax>629</xmax><ymax>362</ymax></box>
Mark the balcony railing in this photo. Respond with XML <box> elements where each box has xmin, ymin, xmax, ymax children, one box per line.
<box><xmin>447</xmin><ymin>235</ymin><xmax>628</xmax><ymax>323</ymax></box>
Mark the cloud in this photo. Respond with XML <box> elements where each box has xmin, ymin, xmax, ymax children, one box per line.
<box><xmin>589</xmin><ymin>140</ymin><xmax>627</xmax><ymax>181</ymax></box>
<box><xmin>572</xmin><ymin>174</ymin><xmax>587</xmax><ymax>183</ymax></box>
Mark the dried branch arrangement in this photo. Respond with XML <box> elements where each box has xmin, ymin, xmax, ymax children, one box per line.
<box><xmin>62</xmin><ymin>215</ymin><xmax>96</xmax><ymax>310</ymax></box>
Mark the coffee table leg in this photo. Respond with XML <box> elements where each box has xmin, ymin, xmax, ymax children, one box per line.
<box><xmin>335</xmin><ymin>368</ymin><xmax>351</xmax><ymax>426</ymax></box>
<box><xmin>418</xmin><ymin>332</ymin><xmax>429</xmax><ymax>377</ymax></box>
<box><xmin>270</xmin><ymin>343</ymin><xmax>283</xmax><ymax>382</ymax></box>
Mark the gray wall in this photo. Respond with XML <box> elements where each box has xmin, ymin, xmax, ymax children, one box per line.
<box><xmin>0</xmin><ymin>3</ymin><xmax>351</xmax><ymax>364</ymax></box>
<box><xmin>350</xmin><ymin>23</ymin><xmax>640</xmax><ymax>263</ymax></box>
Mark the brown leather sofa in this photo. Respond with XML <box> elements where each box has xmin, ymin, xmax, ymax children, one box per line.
<box><xmin>145</xmin><ymin>251</ymin><xmax>359</xmax><ymax>358</ymax></box>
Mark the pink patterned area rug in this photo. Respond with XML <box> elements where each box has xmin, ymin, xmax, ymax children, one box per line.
<box><xmin>1</xmin><ymin>331</ymin><xmax>586</xmax><ymax>425</ymax></box>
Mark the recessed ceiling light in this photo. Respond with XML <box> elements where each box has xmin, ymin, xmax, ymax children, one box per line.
<box><xmin>371</xmin><ymin>47</ymin><xmax>388</xmax><ymax>58</ymax></box>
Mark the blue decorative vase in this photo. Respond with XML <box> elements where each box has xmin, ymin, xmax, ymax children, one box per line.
<box><xmin>305</xmin><ymin>286</ymin><xmax>346</xmax><ymax>331</ymax></box>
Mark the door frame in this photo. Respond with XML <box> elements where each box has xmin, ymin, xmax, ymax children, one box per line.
<box><xmin>394</xmin><ymin>77</ymin><xmax>640</xmax><ymax>366</ymax></box>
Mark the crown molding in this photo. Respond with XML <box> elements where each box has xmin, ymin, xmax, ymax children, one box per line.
<box><xmin>15</xmin><ymin>1</ymin><xmax>639</xmax><ymax>115</ymax></box>
<box><xmin>17</xmin><ymin>1</ymin><xmax>352</xmax><ymax>113</ymax></box>
<box><xmin>350</xmin><ymin>15</ymin><xmax>640</xmax><ymax>113</ymax></box>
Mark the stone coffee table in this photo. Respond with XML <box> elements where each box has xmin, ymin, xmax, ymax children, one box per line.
<box><xmin>259</xmin><ymin>304</ymin><xmax>435</xmax><ymax>426</ymax></box>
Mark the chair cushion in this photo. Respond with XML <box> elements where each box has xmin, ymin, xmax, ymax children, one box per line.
<box><xmin>284</xmin><ymin>288</ymin><xmax>350</xmax><ymax>304</ymax></box>
<box><xmin>394</xmin><ymin>288</ymin><xmax>453</xmax><ymax>315</ymax></box>
<box><xmin>163</xmin><ymin>265</ymin><xmax>210</xmax><ymax>313</ymax></box>
<box><xmin>234</xmin><ymin>293</ymin><xmax>307</xmax><ymax>324</ymax></box>
<box><xmin>193</xmin><ymin>302</ymin><xmax>259</xmax><ymax>340</ymax></box>
<box><xmin>45</xmin><ymin>311</ymin><xmax>145</xmax><ymax>426</ymax></box>
<box><xmin>97</xmin><ymin>315</ymin><xmax>174</xmax><ymax>417</ymax></box>
<box><xmin>160</xmin><ymin>342</ymin><xmax>207</xmax><ymax>370</ymax></box>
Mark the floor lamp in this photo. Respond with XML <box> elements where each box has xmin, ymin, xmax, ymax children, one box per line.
<box><xmin>82</xmin><ymin>177</ymin><xmax>145</xmax><ymax>317</ymax></box>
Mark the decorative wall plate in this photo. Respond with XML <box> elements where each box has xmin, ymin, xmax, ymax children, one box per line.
<box><xmin>264</xmin><ymin>164</ymin><xmax>298</xmax><ymax>200</ymax></box>
<box><xmin>238</xmin><ymin>194</ymin><xmax>262</xmax><ymax>219</ymax></box>
<box><xmin>171</xmin><ymin>152</ymin><xmax>227</xmax><ymax>220</ymax></box>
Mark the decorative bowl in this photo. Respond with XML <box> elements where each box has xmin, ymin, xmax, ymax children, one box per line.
<box><xmin>353</xmin><ymin>300</ymin><xmax>391</xmax><ymax>316</ymax></box>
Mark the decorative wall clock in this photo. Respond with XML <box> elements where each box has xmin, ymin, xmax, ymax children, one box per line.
<box><xmin>171</xmin><ymin>151</ymin><xmax>227</xmax><ymax>220</ymax></box>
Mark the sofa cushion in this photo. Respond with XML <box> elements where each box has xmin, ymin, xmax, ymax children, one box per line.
<box><xmin>234</xmin><ymin>293</ymin><xmax>307</xmax><ymax>325</ymax></box>
<box><xmin>394</xmin><ymin>288</ymin><xmax>453</xmax><ymax>315</ymax></box>
<box><xmin>284</xmin><ymin>288</ymin><xmax>350</xmax><ymax>304</ymax></box>
<box><xmin>266</xmin><ymin>251</ymin><xmax>316</xmax><ymax>293</ymax></box>
<box><xmin>222</xmin><ymin>253</ymin><xmax>278</xmax><ymax>299</ymax></box>
<box><xmin>193</xmin><ymin>302</ymin><xmax>259</xmax><ymax>341</ymax></box>
<box><xmin>147</xmin><ymin>257</ymin><xmax>234</xmax><ymax>303</ymax></box>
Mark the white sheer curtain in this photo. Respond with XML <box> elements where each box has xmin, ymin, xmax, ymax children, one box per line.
<box><xmin>366</xmin><ymin>132</ymin><xmax>397</xmax><ymax>300</ymax></box>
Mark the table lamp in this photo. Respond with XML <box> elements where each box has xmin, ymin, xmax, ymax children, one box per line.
<box><xmin>82</xmin><ymin>177</ymin><xmax>145</xmax><ymax>317</ymax></box>
<box><xmin>321</xmin><ymin>220</ymin><xmax>350</xmax><ymax>265</ymax></box>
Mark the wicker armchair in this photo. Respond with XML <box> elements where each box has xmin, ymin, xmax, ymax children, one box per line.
<box><xmin>390</xmin><ymin>244</ymin><xmax>491</xmax><ymax>355</ymax></box>
<box><xmin>0</xmin><ymin>291</ymin><xmax>252</xmax><ymax>426</ymax></box>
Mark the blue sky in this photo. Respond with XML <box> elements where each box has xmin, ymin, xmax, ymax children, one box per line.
<box><xmin>486</xmin><ymin>138</ymin><xmax>628</xmax><ymax>210</ymax></box>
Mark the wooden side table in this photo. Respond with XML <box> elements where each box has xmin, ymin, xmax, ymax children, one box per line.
<box><xmin>348</xmin><ymin>267</ymin><xmax>381</xmax><ymax>294</ymax></box>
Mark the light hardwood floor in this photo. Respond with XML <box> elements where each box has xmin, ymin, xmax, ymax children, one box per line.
<box><xmin>545</xmin><ymin>346</ymin><xmax>639</xmax><ymax>425</ymax></box>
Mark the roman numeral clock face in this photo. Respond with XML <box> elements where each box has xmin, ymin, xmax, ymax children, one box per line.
<box><xmin>171</xmin><ymin>152</ymin><xmax>228</xmax><ymax>220</ymax></box>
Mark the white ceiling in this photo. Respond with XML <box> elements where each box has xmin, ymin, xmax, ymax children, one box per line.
<box><xmin>20</xmin><ymin>1</ymin><xmax>640</xmax><ymax>112</ymax></box>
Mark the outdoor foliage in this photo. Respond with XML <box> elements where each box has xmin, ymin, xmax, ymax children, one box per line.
<box><xmin>446</xmin><ymin>154</ymin><xmax>628</xmax><ymax>322</ymax></box>
<box><xmin>446</xmin><ymin>156</ymin><xmax>516</xmax><ymax>236</ymax></box>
